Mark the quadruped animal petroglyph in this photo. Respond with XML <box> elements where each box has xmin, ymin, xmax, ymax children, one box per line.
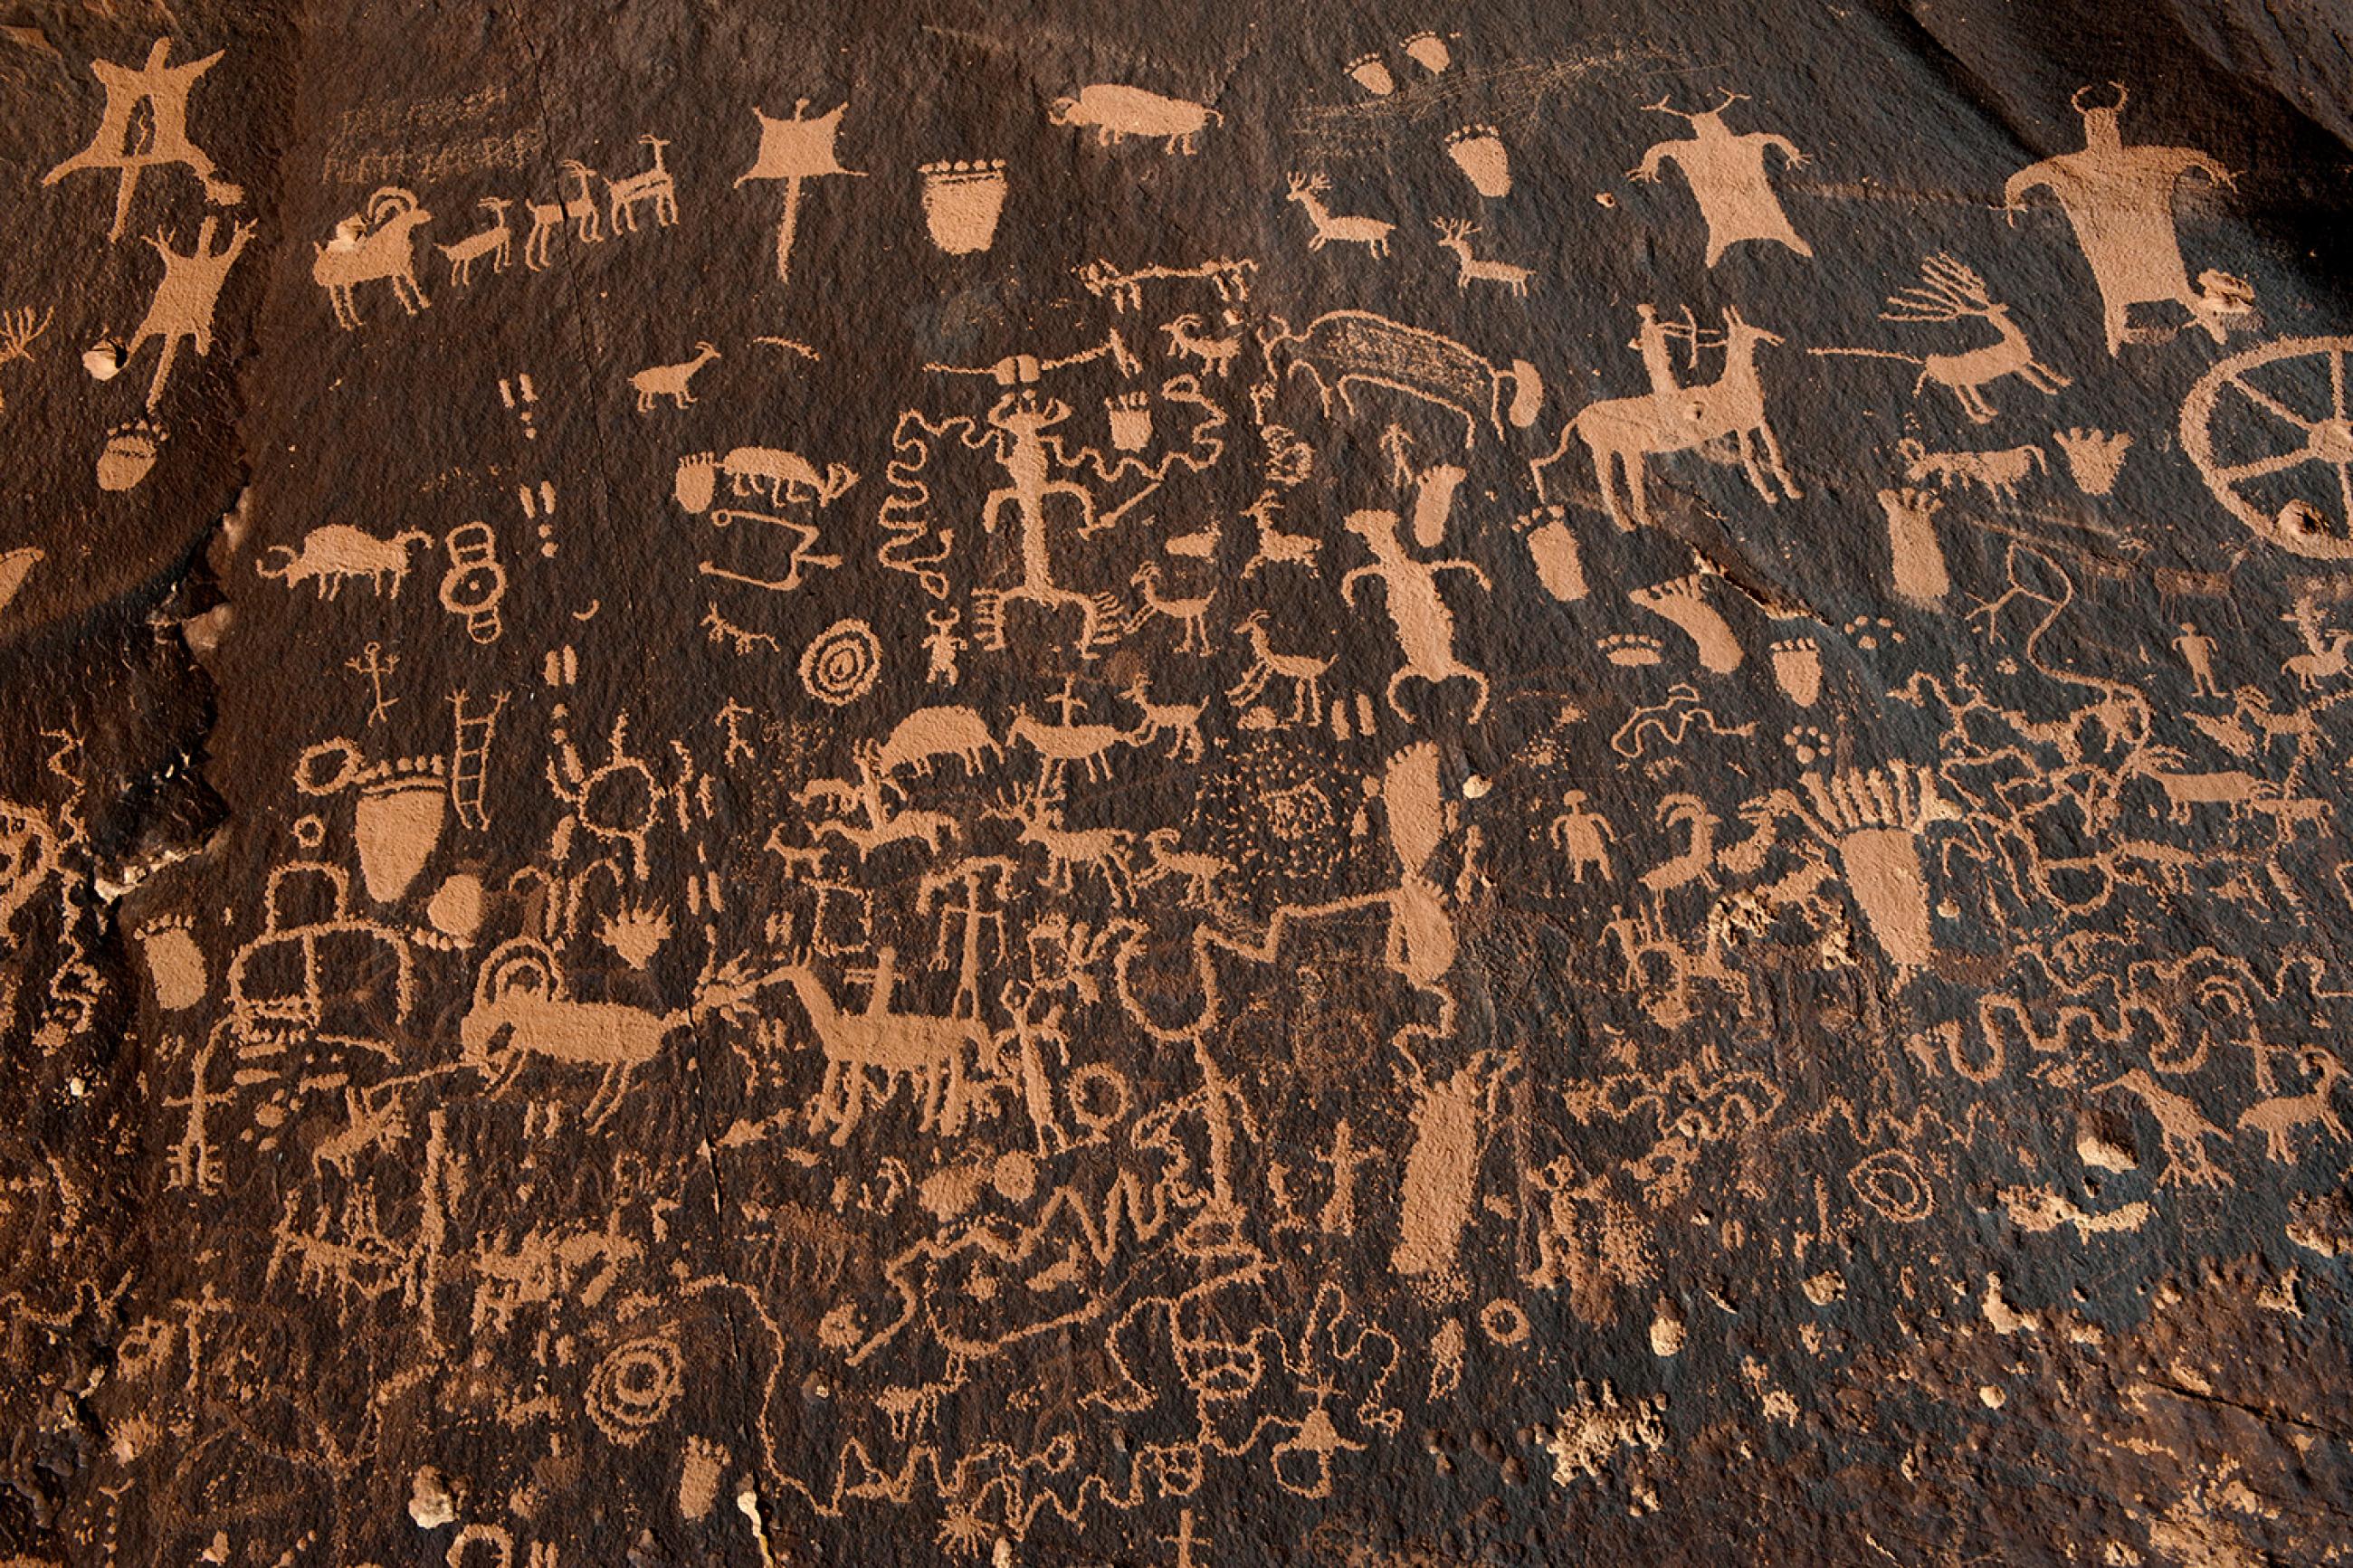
<box><xmin>24</xmin><ymin>22</ymin><xmax>2353</xmax><ymax>1568</ymax></box>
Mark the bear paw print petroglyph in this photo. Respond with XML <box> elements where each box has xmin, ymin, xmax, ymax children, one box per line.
<box><xmin>1844</xmin><ymin>614</ymin><xmax>1902</xmax><ymax>651</ymax></box>
<box><xmin>1599</xmin><ymin>632</ymin><xmax>1663</xmax><ymax>667</ymax></box>
<box><xmin>96</xmin><ymin>418</ymin><xmax>165</xmax><ymax>491</ymax></box>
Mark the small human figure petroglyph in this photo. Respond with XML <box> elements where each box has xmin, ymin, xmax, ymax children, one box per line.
<box><xmin>1549</xmin><ymin>791</ymin><xmax>1616</xmax><ymax>882</ymax></box>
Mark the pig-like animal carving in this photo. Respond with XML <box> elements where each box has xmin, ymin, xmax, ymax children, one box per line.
<box><xmin>719</xmin><ymin>447</ymin><xmax>861</xmax><ymax>507</ymax></box>
<box><xmin>257</xmin><ymin>524</ymin><xmax>435</xmax><ymax>601</ymax></box>
<box><xmin>1049</xmin><ymin>85</ymin><xmax>1222</xmax><ymax>154</ymax></box>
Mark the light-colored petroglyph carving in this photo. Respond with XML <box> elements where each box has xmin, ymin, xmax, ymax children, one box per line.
<box><xmin>2007</xmin><ymin>83</ymin><xmax>2234</xmax><ymax>354</ymax></box>
<box><xmin>1515</xmin><ymin>504</ymin><xmax>1585</xmax><ymax>601</ymax></box>
<box><xmin>313</xmin><ymin>187</ymin><xmax>433</xmax><ymax>328</ymax></box>
<box><xmin>1897</xmin><ymin>437</ymin><xmax>2045</xmax><ymax>501</ymax></box>
<box><xmin>1629</xmin><ymin>90</ymin><xmax>1810</xmax><ymax>266</ymax></box>
<box><xmin>1533</xmin><ymin>305</ymin><xmax>1797</xmax><ymax>527</ymax></box>
<box><xmin>438</xmin><ymin>521</ymin><xmax>508</xmax><ymax>641</ymax></box>
<box><xmin>2282</xmin><ymin>594</ymin><xmax>2353</xmax><ymax>692</ymax></box>
<box><xmin>631</xmin><ymin>342</ymin><xmax>721</xmax><ymax>412</ymax></box>
<box><xmin>799</xmin><ymin>618</ymin><xmax>882</xmax><ymax>706</ymax></box>
<box><xmin>437</xmin><ymin>197</ymin><xmax>515</xmax><ymax>285</ymax></box>
<box><xmin>296</xmin><ymin>738</ymin><xmax>448</xmax><ymax>902</ymax></box>
<box><xmin>1051</xmin><ymin>84</ymin><xmax>1223</xmax><ymax>153</ymax></box>
<box><xmin>1077</xmin><ymin>256</ymin><xmax>1256</xmax><ymax>312</ymax></box>
<box><xmin>1120</xmin><ymin>674</ymin><xmax>1206</xmax><ymax>761</ymax></box>
<box><xmin>608</xmin><ymin>133</ymin><xmax>681</xmax><ymax>233</ymax></box>
<box><xmin>57</xmin><ymin>24</ymin><xmax>2353</xmax><ymax>1563</ymax></box>
<box><xmin>1815</xmin><ymin>254</ymin><xmax>2069</xmax><ymax>423</ymax></box>
<box><xmin>257</xmin><ymin>522</ymin><xmax>433</xmax><ymax>601</ymax></box>
<box><xmin>1284</xmin><ymin>172</ymin><xmax>1396</xmax><ymax>257</ymax></box>
<box><xmin>524</xmin><ymin>160</ymin><xmax>605</xmax><ymax>269</ymax></box>
<box><xmin>775</xmin><ymin>947</ymin><xmax>992</xmax><ymax>1144</ymax></box>
<box><xmin>1238</xmin><ymin>492</ymin><xmax>1322</xmax><ymax>578</ymax></box>
<box><xmin>2096</xmin><ymin>1068</ymin><xmax>2233</xmax><ymax>1188</ymax></box>
<box><xmin>2181</xmin><ymin>337</ymin><xmax>2353</xmax><ymax>558</ymax></box>
<box><xmin>918</xmin><ymin>159</ymin><xmax>1005</xmax><ymax>253</ymax></box>
<box><xmin>1262</xmin><ymin>309</ymin><xmax>1540</xmax><ymax>449</ymax></box>
<box><xmin>1340</xmin><ymin>508</ymin><xmax>1491</xmax><ymax>721</ymax></box>
<box><xmin>991</xmin><ymin>793</ymin><xmax>1138</xmax><ymax>904</ymax></box>
<box><xmin>462</xmin><ymin>936</ymin><xmax>776</xmax><ymax>1129</ymax></box>
<box><xmin>95</xmin><ymin>418</ymin><xmax>165</xmax><ymax>490</ymax></box>
<box><xmin>1228</xmin><ymin>611</ymin><xmax>1333</xmax><ymax>727</ymax></box>
<box><xmin>1346</xmin><ymin>52</ymin><xmax>1396</xmax><ymax>98</ymax></box>
<box><xmin>45</xmin><ymin>38</ymin><xmax>242</xmax><ymax>242</ymax></box>
<box><xmin>2053</xmin><ymin>427</ymin><xmax>2133</xmax><ymax>494</ymax></box>
<box><xmin>738</xmin><ymin>99</ymin><xmax>865</xmax><ymax>287</ymax></box>
<box><xmin>1161</xmin><ymin>313</ymin><xmax>1242</xmax><ymax>377</ymax></box>
<box><xmin>1431</xmin><ymin>219</ymin><xmax>1532</xmax><ymax>294</ymax></box>
<box><xmin>119</xmin><ymin>215</ymin><xmax>251</xmax><ymax>409</ymax></box>
<box><xmin>1443</xmin><ymin>124</ymin><xmax>1510</xmax><ymax>196</ymax></box>
<box><xmin>1549</xmin><ymin>792</ymin><xmax>1616</xmax><ymax>883</ymax></box>
<box><xmin>1129</xmin><ymin>563</ymin><xmax>1217</xmax><ymax>657</ymax></box>
<box><xmin>681</xmin><ymin>446</ymin><xmax>860</xmax><ymax>508</ymax></box>
<box><xmin>0</xmin><ymin>305</ymin><xmax>53</xmax><ymax>413</ymax></box>
<box><xmin>0</xmin><ymin>547</ymin><xmax>41</xmax><ymax>622</ymax></box>
<box><xmin>1629</xmin><ymin>574</ymin><xmax>1743</xmax><ymax>675</ymax></box>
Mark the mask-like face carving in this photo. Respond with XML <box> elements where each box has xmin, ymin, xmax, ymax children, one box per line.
<box><xmin>0</xmin><ymin>800</ymin><xmax>56</xmax><ymax>934</ymax></box>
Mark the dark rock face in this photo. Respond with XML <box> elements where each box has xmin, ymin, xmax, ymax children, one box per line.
<box><xmin>1</xmin><ymin>3</ymin><xmax>2350</xmax><ymax>1563</ymax></box>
